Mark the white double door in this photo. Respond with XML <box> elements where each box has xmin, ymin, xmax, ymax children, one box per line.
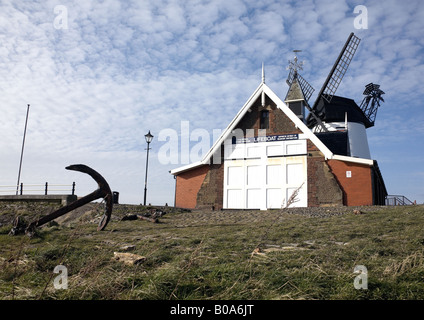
<box><xmin>223</xmin><ymin>141</ymin><xmax>307</xmax><ymax>210</ymax></box>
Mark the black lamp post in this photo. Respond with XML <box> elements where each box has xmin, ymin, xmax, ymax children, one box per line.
<box><xmin>143</xmin><ymin>130</ymin><xmax>153</xmax><ymax>206</ymax></box>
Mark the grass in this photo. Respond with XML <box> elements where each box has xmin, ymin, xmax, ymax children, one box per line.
<box><xmin>1</xmin><ymin>203</ymin><xmax>424</xmax><ymax>300</ymax></box>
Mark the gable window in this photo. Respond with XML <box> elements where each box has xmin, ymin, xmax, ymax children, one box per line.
<box><xmin>260</xmin><ymin>110</ymin><xmax>269</xmax><ymax>130</ymax></box>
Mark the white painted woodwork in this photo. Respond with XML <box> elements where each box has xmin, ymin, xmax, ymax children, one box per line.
<box><xmin>223</xmin><ymin>140</ymin><xmax>307</xmax><ymax>210</ymax></box>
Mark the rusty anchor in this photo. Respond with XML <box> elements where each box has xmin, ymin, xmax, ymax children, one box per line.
<box><xmin>10</xmin><ymin>164</ymin><xmax>113</xmax><ymax>236</ymax></box>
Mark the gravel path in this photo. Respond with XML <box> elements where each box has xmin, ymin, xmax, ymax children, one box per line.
<box><xmin>0</xmin><ymin>201</ymin><xmax>401</xmax><ymax>229</ymax></box>
<box><xmin>166</xmin><ymin>205</ymin><xmax>397</xmax><ymax>227</ymax></box>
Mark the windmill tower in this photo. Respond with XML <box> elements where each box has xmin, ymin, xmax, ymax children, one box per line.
<box><xmin>292</xmin><ymin>32</ymin><xmax>386</xmax><ymax>159</ymax></box>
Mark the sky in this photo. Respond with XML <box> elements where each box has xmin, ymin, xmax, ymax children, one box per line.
<box><xmin>1</xmin><ymin>0</ymin><xmax>423</xmax><ymax>206</ymax></box>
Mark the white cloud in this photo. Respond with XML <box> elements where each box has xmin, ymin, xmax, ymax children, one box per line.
<box><xmin>1</xmin><ymin>0</ymin><xmax>424</xmax><ymax>205</ymax></box>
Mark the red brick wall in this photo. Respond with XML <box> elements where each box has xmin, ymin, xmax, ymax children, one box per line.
<box><xmin>327</xmin><ymin>160</ymin><xmax>373</xmax><ymax>206</ymax></box>
<box><xmin>175</xmin><ymin>165</ymin><xmax>209</xmax><ymax>209</ymax></box>
<box><xmin>307</xmin><ymin>140</ymin><xmax>343</xmax><ymax>207</ymax></box>
<box><xmin>196</xmin><ymin>162</ymin><xmax>224</xmax><ymax>210</ymax></box>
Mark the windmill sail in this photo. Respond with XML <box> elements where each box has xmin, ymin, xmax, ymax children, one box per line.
<box><xmin>312</xmin><ymin>33</ymin><xmax>361</xmax><ymax>110</ymax></box>
<box><xmin>306</xmin><ymin>33</ymin><xmax>361</xmax><ymax>133</ymax></box>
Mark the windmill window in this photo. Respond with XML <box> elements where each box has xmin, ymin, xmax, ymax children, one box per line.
<box><xmin>260</xmin><ymin>110</ymin><xmax>269</xmax><ymax>129</ymax></box>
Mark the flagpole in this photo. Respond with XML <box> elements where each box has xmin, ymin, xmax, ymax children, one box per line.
<box><xmin>16</xmin><ymin>104</ymin><xmax>30</xmax><ymax>195</ymax></box>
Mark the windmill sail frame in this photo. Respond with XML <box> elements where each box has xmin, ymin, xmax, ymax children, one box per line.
<box><xmin>312</xmin><ymin>33</ymin><xmax>361</xmax><ymax>110</ymax></box>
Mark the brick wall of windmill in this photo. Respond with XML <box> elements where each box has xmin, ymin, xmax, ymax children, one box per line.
<box><xmin>326</xmin><ymin>160</ymin><xmax>374</xmax><ymax>206</ymax></box>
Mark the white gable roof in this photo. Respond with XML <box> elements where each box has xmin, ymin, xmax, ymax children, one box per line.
<box><xmin>170</xmin><ymin>82</ymin><xmax>373</xmax><ymax>175</ymax></box>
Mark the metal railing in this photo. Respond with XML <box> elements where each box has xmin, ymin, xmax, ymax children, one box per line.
<box><xmin>385</xmin><ymin>195</ymin><xmax>415</xmax><ymax>206</ymax></box>
<box><xmin>0</xmin><ymin>182</ymin><xmax>75</xmax><ymax>196</ymax></box>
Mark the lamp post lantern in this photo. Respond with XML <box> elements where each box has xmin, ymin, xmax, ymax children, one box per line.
<box><xmin>143</xmin><ymin>130</ymin><xmax>153</xmax><ymax>206</ymax></box>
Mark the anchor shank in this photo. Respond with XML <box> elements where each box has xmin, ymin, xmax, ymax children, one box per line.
<box><xmin>29</xmin><ymin>189</ymin><xmax>102</xmax><ymax>228</ymax></box>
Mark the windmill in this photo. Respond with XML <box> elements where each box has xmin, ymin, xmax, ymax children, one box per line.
<box><xmin>359</xmin><ymin>82</ymin><xmax>385</xmax><ymax>126</ymax></box>
<box><xmin>285</xmin><ymin>33</ymin><xmax>361</xmax><ymax>132</ymax></box>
